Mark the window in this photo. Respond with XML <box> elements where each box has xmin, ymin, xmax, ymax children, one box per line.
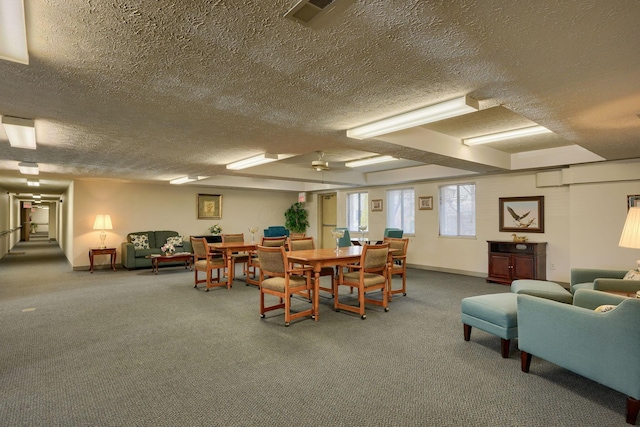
<box><xmin>347</xmin><ymin>192</ymin><xmax>368</xmax><ymax>232</ymax></box>
<box><xmin>439</xmin><ymin>183</ymin><xmax>476</xmax><ymax>237</ymax></box>
<box><xmin>386</xmin><ymin>188</ymin><xmax>415</xmax><ymax>234</ymax></box>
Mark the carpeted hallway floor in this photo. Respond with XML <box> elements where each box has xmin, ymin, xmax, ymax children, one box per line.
<box><xmin>0</xmin><ymin>237</ymin><xmax>629</xmax><ymax>426</ymax></box>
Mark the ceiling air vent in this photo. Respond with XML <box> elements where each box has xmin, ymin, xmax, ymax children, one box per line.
<box><xmin>284</xmin><ymin>0</ymin><xmax>341</xmax><ymax>27</ymax></box>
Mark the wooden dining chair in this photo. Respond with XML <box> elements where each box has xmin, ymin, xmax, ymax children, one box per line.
<box><xmin>334</xmin><ymin>243</ymin><xmax>390</xmax><ymax>319</ymax></box>
<box><xmin>246</xmin><ymin>236</ymin><xmax>287</xmax><ymax>286</ymax></box>
<box><xmin>289</xmin><ymin>232</ymin><xmax>306</xmax><ymax>240</ymax></box>
<box><xmin>384</xmin><ymin>237</ymin><xmax>409</xmax><ymax>300</ymax></box>
<box><xmin>190</xmin><ymin>237</ymin><xmax>227</xmax><ymax>291</ymax></box>
<box><xmin>287</xmin><ymin>237</ymin><xmax>336</xmax><ymax>296</ymax></box>
<box><xmin>221</xmin><ymin>233</ymin><xmax>250</xmax><ymax>279</ymax></box>
<box><xmin>256</xmin><ymin>245</ymin><xmax>314</xmax><ymax>326</ymax></box>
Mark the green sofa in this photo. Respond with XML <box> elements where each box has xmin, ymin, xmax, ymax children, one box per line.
<box><xmin>121</xmin><ymin>230</ymin><xmax>192</xmax><ymax>270</ymax></box>
<box><xmin>570</xmin><ymin>268</ymin><xmax>640</xmax><ymax>295</ymax></box>
<box><xmin>518</xmin><ymin>289</ymin><xmax>640</xmax><ymax>424</ymax></box>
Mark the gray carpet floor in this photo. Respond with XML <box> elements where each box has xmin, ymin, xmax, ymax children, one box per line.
<box><xmin>0</xmin><ymin>236</ymin><xmax>629</xmax><ymax>426</ymax></box>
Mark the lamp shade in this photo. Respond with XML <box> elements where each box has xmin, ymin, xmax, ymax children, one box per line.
<box><xmin>93</xmin><ymin>214</ymin><xmax>113</xmax><ymax>230</ymax></box>
<box><xmin>619</xmin><ymin>207</ymin><xmax>640</xmax><ymax>249</ymax></box>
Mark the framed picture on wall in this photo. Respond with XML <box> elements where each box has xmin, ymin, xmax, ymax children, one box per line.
<box><xmin>371</xmin><ymin>199</ymin><xmax>383</xmax><ymax>212</ymax></box>
<box><xmin>418</xmin><ymin>196</ymin><xmax>433</xmax><ymax>210</ymax></box>
<box><xmin>197</xmin><ymin>194</ymin><xmax>222</xmax><ymax>219</ymax></box>
<box><xmin>499</xmin><ymin>196</ymin><xmax>544</xmax><ymax>233</ymax></box>
<box><xmin>628</xmin><ymin>194</ymin><xmax>640</xmax><ymax>210</ymax></box>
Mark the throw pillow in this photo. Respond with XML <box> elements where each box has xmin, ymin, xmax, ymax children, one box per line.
<box><xmin>130</xmin><ymin>234</ymin><xmax>150</xmax><ymax>250</ymax></box>
<box><xmin>623</xmin><ymin>270</ymin><xmax>640</xmax><ymax>280</ymax></box>
<box><xmin>166</xmin><ymin>236</ymin><xmax>183</xmax><ymax>246</ymax></box>
<box><xmin>594</xmin><ymin>304</ymin><xmax>617</xmax><ymax>313</ymax></box>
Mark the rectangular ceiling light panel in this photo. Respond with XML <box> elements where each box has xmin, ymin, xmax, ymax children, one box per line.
<box><xmin>0</xmin><ymin>0</ymin><xmax>29</xmax><ymax>64</ymax></box>
<box><xmin>345</xmin><ymin>155</ymin><xmax>398</xmax><ymax>168</ymax></box>
<box><xmin>18</xmin><ymin>161</ymin><xmax>38</xmax><ymax>175</ymax></box>
<box><xmin>347</xmin><ymin>96</ymin><xmax>479</xmax><ymax>140</ymax></box>
<box><xmin>226</xmin><ymin>153</ymin><xmax>279</xmax><ymax>170</ymax></box>
<box><xmin>464</xmin><ymin>125</ymin><xmax>552</xmax><ymax>146</ymax></box>
<box><xmin>3</xmin><ymin>116</ymin><xmax>35</xmax><ymax>149</ymax></box>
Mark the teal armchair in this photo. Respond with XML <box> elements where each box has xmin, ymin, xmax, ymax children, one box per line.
<box><xmin>263</xmin><ymin>226</ymin><xmax>290</xmax><ymax>238</ymax></box>
<box><xmin>518</xmin><ymin>290</ymin><xmax>640</xmax><ymax>424</ymax></box>
<box><xmin>570</xmin><ymin>268</ymin><xmax>639</xmax><ymax>294</ymax></box>
<box><xmin>334</xmin><ymin>227</ymin><xmax>352</xmax><ymax>247</ymax></box>
<box><xmin>384</xmin><ymin>228</ymin><xmax>403</xmax><ymax>238</ymax></box>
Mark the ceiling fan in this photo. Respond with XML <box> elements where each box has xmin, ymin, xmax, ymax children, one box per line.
<box><xmin>311</xmin><ymin>151</ymin><xmax>329</xmax><ymax>171</ymax></box>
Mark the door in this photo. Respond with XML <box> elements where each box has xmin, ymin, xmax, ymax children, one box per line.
<box><xmin>320</xmin><ymin>193</ymin><xmax>337</xmax><ymax>249</ymax></box>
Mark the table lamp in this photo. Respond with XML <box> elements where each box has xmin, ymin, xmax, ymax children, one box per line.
<box><xmin>618</xmin><ymin>206</ymin><xmax>640</xmax><ymax>270</ymax></box>
<box><xmin>93</xmin><ymin>214</ymin><xmax>113</xmax><ymax>249</ymax></box>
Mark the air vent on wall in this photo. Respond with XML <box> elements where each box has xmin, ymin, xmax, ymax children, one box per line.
<box><xmin>284</xmin><ymin>0</ymin><xmax>339</xmax><ymax>27</ymax></box>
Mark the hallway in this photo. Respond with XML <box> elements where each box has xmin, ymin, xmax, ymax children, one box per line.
<box><xmin>0</xmin><ymin>234</ymin><xmax>74</xmax><ymax>301</ymax></box>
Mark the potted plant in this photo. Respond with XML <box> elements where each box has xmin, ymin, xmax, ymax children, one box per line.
<box><xmin>284</xmin><ymin>202</ymin><xmax>309</xmax><ymax>234</ymax></box>
<box><xmin>208</xmin><ymin>224</ymin><xmax>222</xmax><ymax>235</ymax></box>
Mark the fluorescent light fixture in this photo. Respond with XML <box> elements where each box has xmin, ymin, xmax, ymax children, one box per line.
<box><xmin>27</xmin><ymin>179</ymin><xmax>39</xmax><ymax>186</ymax></box>
<box><xmin>346</xmin><ymin>96</ymin><xmax>479</xmax><ymax>140</ymax></box>
<box><xmin>464</xmin><ymin>125</ymin><xmax>553</xmax><ymax>146</ymax></box>
<box><xmin>0</xmin><ymin>0</ymin><xmax>29</xmax><ymax>64</ymax></box>
<box><xmin>32</xmin><ymin>194</ymin><xmax>41</xmax><ymax>199</ymax></box>
<box><xmin>226</xmin><ymin>153</ymin><xmax>279</xmax><ymax>170</ymax></box>
<box><xmin>169</xmin><ymin>175</ymin><xmax>199</xmax><ymax>185</ymax></box>
<box><xmin>345</xmin><ymin>155</ymin><xmax>398</xmax><ymax>168</ymax></box>
<box><xmin>18</xmin><ymin>161</ymin><xmax>38</xmax><ymax>175</ymax></box>
<box><xmin>2</xmin><ymin>116</ymin><xmax>36</xmax><ymax>149</ymax></box>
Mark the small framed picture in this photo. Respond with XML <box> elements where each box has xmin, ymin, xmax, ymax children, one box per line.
<box><xmin>197</xmin><ymin>194</ymin><xmax>222</xmax><ymax>219</ymax></box>
<box><xmin>419</xmin><ymin>196</ymin><xmax>433</xmax><ymax>210</ymax></box>
<box><xmin>371</xmin><ymin>199</ymin><xmax>383</xmax><ymax>212</ymax></box>
<box><xmin>628</xmin><ymin>194</ymin><xmax>640</xmax><ymax>210</ymax></box>
<box><xmin>499</xmin><ymin>196</ymin><xmax>544</xmax><ymax>233</ymax></box>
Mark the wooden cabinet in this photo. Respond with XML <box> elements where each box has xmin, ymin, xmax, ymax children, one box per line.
<box><xmin>486</xmin><ymin>241</ymin><xmax>547</xmax><ymax>285</ymax></box>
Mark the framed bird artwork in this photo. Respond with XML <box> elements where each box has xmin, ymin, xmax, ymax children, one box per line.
<box><xmin>499</xmin><ymin>196</ymin><xmax>544</xmax><ymax>233</ymax></box>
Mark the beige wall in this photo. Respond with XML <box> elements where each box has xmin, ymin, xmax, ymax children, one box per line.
<box><xmin>71</xmin><ymin>180</ymin><xmax>298</xmax><ymax>269</ymax></box>
<box><xmin>329</xmin><ymin>161</ymin><xmax>640</xmax><ymax>283</ymax></box>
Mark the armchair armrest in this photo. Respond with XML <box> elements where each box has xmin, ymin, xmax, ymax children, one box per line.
<box><xmin>570</xmin><ymin>268</ymin><xmax>627</xmax><ymax>286</ymax></box>
<box><xmin>594</xmin><ymin>278</ymin><xmax>640</xmax><ymax>293</ymax></box>
<box><xmin>121</xmin><ymin>242</ymin><xmax>136</xmax><ymax>269</ymax></box>
<box><xmin>572</xmin><ymin>289</ymin><xmax>629</xmax><ymax>310</ymax></box>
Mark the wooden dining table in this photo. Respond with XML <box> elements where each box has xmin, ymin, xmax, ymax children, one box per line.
<box><xmin>287</xmin><ymin>246</ymin><xmax>366</xmax><ymax>321</ymax></box>
<box><xmin>208</xmin><ymin>241</ymin><xmax>257</xmax><ymax>287</ymax></box>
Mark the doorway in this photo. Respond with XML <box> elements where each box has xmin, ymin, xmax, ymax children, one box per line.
<box><xmin>319</xmin><ymin>193</ymin><xmax>337</xmax><ymax>249</ymax></box>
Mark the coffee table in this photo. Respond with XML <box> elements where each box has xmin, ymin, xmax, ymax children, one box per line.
<box><xmin>148</xmin><ymin>252</ymin><xmax>193</xmax><ymax>274</ymax></box>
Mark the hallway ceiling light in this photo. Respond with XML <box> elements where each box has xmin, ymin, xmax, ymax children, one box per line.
<box><xmin>2</xmin><ymin>116</ymin><xmax>36</xmax><ymax>149</ymax></box>
<box><xmin>0</xmin><ymin>0</ymin><xmax>29</xmax><ymax>64</ymax></box>
<box><xmin>346</xmin><ymin>96</ymin><xmax>479</xmax><ymax>140</ymax></box>
<box><xmin>169</xmin><ymin>175</ymin><xmax>199</xmax><ymax>185</ymax></box>
<box><xmin>226</xmin><ymin>153</ymin><xmax>279</xmax><ymax>170</ymax></box>
<box><xmin>463</xmin><ymin>125</ymin><xmax>553</xmax><ymax>146</ymax></box>
<box><xmin>27</xmin><ymin>179</ymin><xmax>39</xmax><ymax>186</ymax></box>
<box><xmin>345</xmin><ymin>155</ymin><xmax>398</xmax><ymax>168</ymax></box>
<box><xmin>18</xmin><ymin>161</ymin><xmax>38</xmax><ymax>175</ymax></box>
<box><xmin>33</xmin><ymin>194</ymin><xmax>41</xmax><ymax>199</ymax></box>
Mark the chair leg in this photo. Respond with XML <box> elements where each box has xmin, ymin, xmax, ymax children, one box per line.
<box><xmin>463</xmin><ymin>324</ymin><xmax>472</xmax><ymax>341</ymax></box>
<box><xmin>627</xmin><ymin>397</ymin><xmax>640</xmax><ymax>425</ymax></box>
<box><xmin>500</xmin><ymin>339</ymin><xmax>510</xmax><ymax>358</ymax></box>
<box><xmin>520</xmin><ymin>351</ymin><xmax>532</xmax><ymax>372</ymax></box>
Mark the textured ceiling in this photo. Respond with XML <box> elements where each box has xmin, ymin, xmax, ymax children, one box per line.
<box><xmin>1</xmin><ymin>0</ymin><xmax>639</xmax><ymax>198</ymax></box>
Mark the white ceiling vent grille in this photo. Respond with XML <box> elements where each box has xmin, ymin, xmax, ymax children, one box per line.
<box><xmin>284</xmin><ymin>0</ymin><xmax>341</xmax><ymax>27</ymax></box>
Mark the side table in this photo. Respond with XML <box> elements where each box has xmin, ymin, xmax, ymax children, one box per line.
<box><xmin>89</xmin><ymin>247</ymin><xmax>117</xmax><ymax>273</ymax></box>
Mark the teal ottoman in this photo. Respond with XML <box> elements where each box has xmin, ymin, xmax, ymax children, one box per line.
<box><xmin>511</xmin><ymin>279</ymin><xmax>573</xmax><ymax>304</ymax></box>
<box><xmin>461</xmin><ymin>293</ymin><xmax>518</xmax><ymax>358</ymax></box>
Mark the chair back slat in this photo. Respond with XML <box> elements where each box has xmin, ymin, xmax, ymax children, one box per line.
<box><xmin>288</xmin><ymin>237</ymin><xmax>315</xmax><ymax>251</ymax></box>
<box><xmin>222</xmin><ymin>233</ymin><xmax>244</xmax><ymax>243</ymax></box>
<box><xmin>363</xmin><ymin>244</ymin><xmax>389</xmax><ymax>271</ymax></box>
<box><xmin>257</xmin><ymin>245</ymin><xmax>286</xmax><ymax>275</ymax></box>
<box><xmin>261</xmin><ymin>236</ymin><xmax>287</xmax><ymax>247</ymax></box>
<box><xmin>190</xmin><ymin>237</ymin><xmax>208</xmax><ymax>258</ymax></box>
